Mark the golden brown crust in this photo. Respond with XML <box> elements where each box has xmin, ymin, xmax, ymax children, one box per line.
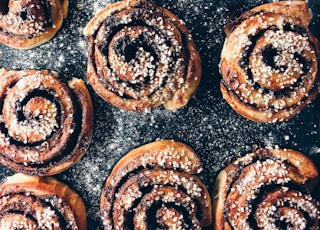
<box><xmin>220</xmin><ymin>1</ymin><xmax>320</xmax><ymax>123</ymax></box>
<box><xmin>0</xmin><ymin>69</ymin><xmax>93</xmax><ymax>176</ymax></box>
<box><xmin>0</xmin><ymin>173</ymin><xmax>86</xmax><ymax>229</ymax></box>
<box><xmin>60</xmin><ymin>0</ymin><xmax>68</xmax><ymax>18</ymax></box>
<box><xmin>100</xmin><ymin>140</ymin><xmax>212</xmax><ymax>229</ymax></box>
<box><xmin>84</xmin><ymin>0</ymin><xmax>201</xmax><ymax>112</ymax></box>
<box><xmin>0</xmin><ymin>0</ymin><xmax>68</xmax><ymax>49</ymax></box>
<box><xmin>212</xmin><ymin>147</ymin><xmax>319</xmax><ymax>230</ymax></box>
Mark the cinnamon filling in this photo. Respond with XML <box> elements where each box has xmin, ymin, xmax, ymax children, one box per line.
<box><xmin>0</xmin><ymin>193</ymin><xmax>77</xmax><ymax>229</ymax></box>
<box><xmin>0</xmin><ymin>0</ymin><xmax>53</xmax><ymax>38</ymax></box>
<box><xmin>239</xmin><ymin>24</ymin><xmax>313</xmax><ymax>98</ymax></box>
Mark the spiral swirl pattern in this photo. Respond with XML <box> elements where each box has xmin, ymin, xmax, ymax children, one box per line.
<box><xmin>220</xmin><ymin>1</ymin><xmax>320</xmax><ymax>122</ymax></box>
<box><xmin>84</xmin><ymin>0</ymin><xmax>201</xmax><ymax>112</ymax></box>
<box><xmin>212</xmin><ymin>148</ymin><xmax>320</xmax><ymax>230</ymax></box>
<box><xmin>100</xmin><ymin>140</ymin><xmax>212</xmax><ymax>229</ymax></box>
<box><xmin>0</xmin><ymin>69</ymin><xmax>93</xmax><ymax>176</ymax></box>
<box><xmin>0</xmin><ymin>0</ymin><xmax>68</xmax><ymax>49</ymax></box>
<box><xmin>0</xmin><ymin>173</ymin><xmax>86</xmax><ymax>229</ymax></box>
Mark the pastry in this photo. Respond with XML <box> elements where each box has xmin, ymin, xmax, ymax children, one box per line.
<box><xmin>0</xmin><ymin>173</ymin><xmax>86</xmax><ymax>229</ymax></box>
<box><xmin>219</xmin><ymin>1</ymin><xmax>320</xmax><ymax>122</ymax></box>
<box><xmin>0</xmin><ymin>69</ymin><xmax>93</xmax><ymax>176</ymax></box>
<box><xmin>83</xmin><ymin>0</ymin><xmax>201</xmax><ymax>112</ymax></box>
<box><xmin>212</xmin><ymin>147</ymin><xmax>320</xmax><ymax>229</ymax></box>
<box><xmin>100</xmin><ymin>140</ymin><xmax>212</xmax><ymax>229</ymax></box>
<box><xmin>0</xmin><ymin>0</ymin><xmax>68</xmax><ymax>49</ymax></box>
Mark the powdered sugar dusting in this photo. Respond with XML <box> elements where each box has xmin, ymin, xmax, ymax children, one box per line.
<box><xmin>0</xmin><ymin>0</ymin><xmax>319</xmax><ymax>229</ymax></box>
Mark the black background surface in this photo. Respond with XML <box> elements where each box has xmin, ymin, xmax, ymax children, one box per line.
<box><xmin>0</xmin><ymin>0</ymin><xmax>320</xmax><ymax>229</ymax></box>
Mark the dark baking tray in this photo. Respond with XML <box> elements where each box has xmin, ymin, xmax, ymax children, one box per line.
<box><xmin>0</xmin><ymin>0</ymin><xmax>319</xmax><ymax>229</ymax></box>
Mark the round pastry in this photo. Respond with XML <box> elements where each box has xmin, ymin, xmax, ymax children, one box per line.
<box><xmin>83</xmin><ymin>0</ymin><xmax>201</xmax><ymax>112</ymax></box>
<box><xmin>0</xmin><ymin>0</ymin><xmax>68</xmax><ymax>49</ymax></box>
<box><xmin>0</xmin><ymin>69</ymin><xmax>93</xmax><ymax>176</ymax></box>
<box><xmin>0</xmin><ymin>173</ymin><xmax>86</xmax><ymax>229</ymax></box>
<box><xmin>212</xmin><ymin>147</ymin><xmax>320</xmax><ymax>230</ymax></box>
<box><xmin>100</xmin><ymin>140</ymin><xmax>212</xmax><ymax>229</ymax></box>
<box><xmin>219</xmin><ymin>1</ymin><xmax>320</xmax><ymax>122</ymax></box>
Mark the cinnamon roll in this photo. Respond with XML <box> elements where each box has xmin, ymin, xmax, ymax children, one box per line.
<box><xmin>83</xmin><ymin>0</ymin><xmax>201</xmax><ymax>112</ymax></box>
<box><xmin>212</xmin><ymin>147</ymin><xmax>320</xmax><ymax>230</ymax></box>
<box><xmin>100</xmin><ymin>140</ymin><xmax>212</xmax><ymax>229</ymax></box>
<box><xmin>0</xmin><ymin>69</ymin><xmax>93</xmax><ymax>176</ymax></box>
<box><xmin>0</xmin><ymin>173</ymin><xmax>86</xmax><ymax>229</ymax></box>
<box><xmin>0</xmin><ymin>0</ymin><xmax>68</xmax><ymax>49</ymax></box>
<box><xmin>220</xmin><ymin>1</ymin><xmax>320</xmax><ymax>122</ymax></box>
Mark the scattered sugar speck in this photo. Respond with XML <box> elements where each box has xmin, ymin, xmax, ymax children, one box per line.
<box><xmin>0</xmin><ymin>0</ymin><xmax>319</xmax><ymax>229</ymax></box>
